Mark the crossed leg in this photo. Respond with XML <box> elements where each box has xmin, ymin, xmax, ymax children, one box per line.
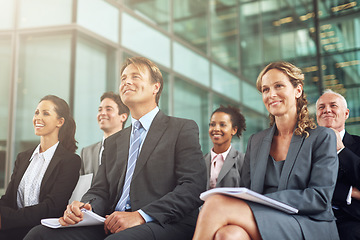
<box><xmin>193</xmin><ymin>195</ymin><xmax>261</xmax><ymax>240</ymax></box>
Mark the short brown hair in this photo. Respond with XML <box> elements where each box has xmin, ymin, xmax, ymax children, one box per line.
<box><xmin>120</xmin><ymin>57</ymin><xmax>163</xmax><ymax>105</ymax></box>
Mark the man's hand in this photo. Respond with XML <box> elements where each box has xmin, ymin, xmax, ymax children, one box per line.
<box><xmin>59</xmin><ymin>201</ymin><xmax>92</xmax><ymax>226</ymax></box>
<box><xmin>351</xmin><ymin>187</ymin><xmax>360</xmax><ymax>201</ymax></box>
<box><xmin>104</xmin><ymin>211</ymin><xmax>145</xmax><ymax>234</ymax></box>
<box><xmin>330</xmin><ymin>128</ymin><xmax>345</xmax><ymax>151</ymax></box>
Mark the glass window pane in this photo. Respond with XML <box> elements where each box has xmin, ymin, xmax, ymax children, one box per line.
<box><xmin>0</xmin><ymin>37</ymin><xmax>11</xmax><ymax>190</ymax></box>
<box><xmin>122</xmin><ymin>12</ymin><xmax>170</xmax><ymax>68</ymax></box>
<box><xmin>173</xmin><ymin>0</ymin><xmax>208</xmax><ymax>53</ymax></box>
<box><xmin>320</xmin><ymin>18</ymin><xmax>360</xmax><ymax>54</ymax></box>
<box><xmin>241</xmin><ymin>80</ymin><xmax>265</xmax><ymax>115</ymax></box>
<box><xmin>78</xmin><ymin>0</ymin><xmax>119</xmax><ymax>42</ymax></box>
<box><xmin>318</xmin><ymin>1</ymin><xmax>360</xmax><ymax>19</ymax></box>
<box><xmin>295</xmin><ymin>29</ymin><xmax>316</xmax><ymax>57</ymax></box>
<box><xmin>211</xmin><ymin>0</ymin><xmax>239</xmax><ymax>71</ymax></box>
<box><xmin>124</xmin><ymin>0</ymin><xmax>169</xmax><ymax>31</ymax></box>
<box><xmin>173</xmin><ymin>42</ymin><xmax>210</xmax><ymax>86</ymax></box>
<box><xmin>212</xmin><ymin>64</ymin><xmax>240</xmax><ymax>101</ymax></box>
<box><xmin>261</xmin><ymin>0</ymin><xmax>281</xmax><ymax>62</ymax></box>
<box><xmin>19</xmin><ymin>0</ymin><xmax>72</xmax><ymax>28</ymax></box>
<box><xmin>74</xmin><ymin>37</ymin><xmax>115</xmax><ymax>151</ymax></box>
<box><xmin>281</xmin><ymin>31</ymin><xmax>296</xmax><ymax>60</ymax></box>
<box><xmin>0</xmin><ymin>0</ymin><xmax>14</xmax><ymax>29</ymax></box>
<box><xmin>239</xmin><ymin>1</ymin><xmax>262</xmax><ymax>81</ymax></box>
<box><xmin>346</xmin><ymin>87</ymin><xmax>360</xmax><ymax>126</ymax></box>
<box><xmin>174</xmin><ymin>78</ymin><xmax>209</xmax><ymax>153</ymax></box>
<box><xmin>159</xmin><ymin>72</ymin><xmax>169</xmax><ymax>115</ymax></box>
<box><xmin>242</xmin><ymin>108</ymin><xmax>267</xmax><ymax>151</ymax></box>
<box><xmin>15</xmin><ymin>34</ymin><xmax>72</xmax><ymax>157</ymax></box>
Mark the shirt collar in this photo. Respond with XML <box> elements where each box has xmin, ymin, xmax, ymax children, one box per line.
<box><xmin>131</xmin><ymin>106</ymin><xmax>159</xmax><ymax>132</ymax></box>
<box><xmin>340</xmin><ymin>129</ymin><xmax>345</xmax><ymax>140</ymax></box>
<box><xmin>210</xmin><ymin>145</ymin><xmax>232</xmax><ymax>162</ymax></box>
<box><xmin>30</xmin><ymin>141</ymin><xmax>59</xmax><ymax>162</ymax></box>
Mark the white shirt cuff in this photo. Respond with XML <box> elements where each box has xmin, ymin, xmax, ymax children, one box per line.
<box><xmin>337</xmin><ymin>147</ymin><xmax>345</xmax><ymax>154</ymax></box>
<box><xmin>137</xmin><ymin>209</ymin><xmax>154</xmax><ymax>223</ymax></box>
<box><xmin>346</xmin><ymin>186</ymin><xmax>352</xmax><ymax>205</ymax></box>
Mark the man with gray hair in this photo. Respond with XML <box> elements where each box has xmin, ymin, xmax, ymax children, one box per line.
<box><xmin>316</xmin><ymin>89</ymin><xmax>360</xmax><ymax>240</ymax></box>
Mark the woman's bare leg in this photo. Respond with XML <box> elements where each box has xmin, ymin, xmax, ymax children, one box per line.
<box><xmin>193</xmin><ymin>195</ymin><xmax>261</xmax><ymax>240</ymax></box>
<box><xmin>214</xmin><ymin>225</ymin><xmax>251</xmax><ymax>240</ymax></box>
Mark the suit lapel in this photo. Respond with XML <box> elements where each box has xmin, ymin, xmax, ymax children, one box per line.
<box><xmin>251</xmin><ymin>125</ymin><xmax>275</xmax><ymax>193</ymax></box>
<box><xmin>204</xmin><ymin>154</ymin><xmax>211</xmax><ymax>189</ymax></box>
<box><xmin>92</xmin><ymin>142</ymin><xmax>102</xmax><ymax>166</ymax></box>
<box><xmin>132</xmin><ymin>111</ymin><xmax>168</xmax><ymax>180</ymax></box>
<box><xmin>343</xmin><ymin>131</ymin><xmax>356</xmax><ymax>150</ymax></box>
<box><xmin>41</xmin><ymin>145</ymin><xmax>64</xmax><ymax>190</ymax></box>
<box><xmin>278</xmin><ymin>131</ymin><xmax>305</xmax><ymax>190</ymax></box>
<box><xmin>115</xmin><ymin>127</ymin><xmax>131</xmax><ymax>195</ymax></box>
<box><xmin>217</xmin><ymin>147</ymin><xmax>236</xmax><ymax>185</ymax></box>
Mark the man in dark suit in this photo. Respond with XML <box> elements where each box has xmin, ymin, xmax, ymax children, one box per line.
<box><xmin>25</xmin><ymin>57</ymin><xmax>207</xmax><ymax>240</ymax></box>
<box><xmin>316</xmin><ymin>89</ymin><xmax>360</xmax><ymax>240</ymax></box>
<box><xmin>80</xmin><ymin>91</ymin><xmax>129</xmax><ymax>177</ymax></box>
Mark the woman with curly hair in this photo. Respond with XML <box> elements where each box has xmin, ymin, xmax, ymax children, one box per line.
<box><xmin>0</xmin><ymin>95</ymin><xmax>81</xmax><ymax>239</ymax></box>
<box><xmin>205</xmin><ymin>105</ymin><xmax>246</xmax><ymax>189</ymax></box>
<box><xmin>193</xmin><ymin>62</ymin><xmax>339</xmax><ymax>240</ymax></box>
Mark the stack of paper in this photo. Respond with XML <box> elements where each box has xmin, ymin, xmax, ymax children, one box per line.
<box><xmin>200</xmin><ymin>187</ymin><xmax>298</xmax><ymax>214</ymax></box>
<box><xmin>41</xmin><ymin>209</ymin><xmax>105</xmax><ymax>229</ymax></box>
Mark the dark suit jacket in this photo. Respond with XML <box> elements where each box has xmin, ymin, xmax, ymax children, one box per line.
<box><xmin>204</xmin><ymin>147</ymin><xmax>244</xmax><ymax>189</ymax></box>
<box><xmin>82</xmin><ymin>110</ymin><xmax>207</xmax><ymax>227</ymax></box>
<box><xmin>332</xmin><ymin>131</ymin><xmax>360</xmax><ymax>220</ymax></box>
<box><xmin>80</xmin><ymin>141</ymin><xmax>102</xmax><ymax>176</ymax></box>
<box><xmin>241</xmin><ymin>125</ymin><xmax>339</xmax><ymax>239</ymax></box>
<box><xmin>0</xmin><ymin>144</ymin><xmax>81</xmax><ymax>230</ymax></box>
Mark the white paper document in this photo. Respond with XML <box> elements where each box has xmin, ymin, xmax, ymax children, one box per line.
<box><xmin>41</xmin><ymin>209</ymin><xmax>105</xmax><ymax>229</ymax></box>
<box><xmin>200</xmin><ymin>187</ymin><xmax>298</xmax><ymax>214</ymax></box>
<box><xmin>68</xmin><ymin>173</ymin><xmax>93</xmax><ymax>204</ymax></box>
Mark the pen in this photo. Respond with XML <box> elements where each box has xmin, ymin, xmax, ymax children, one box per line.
<box><xmin>79</xmin><ymin>198</ymin><xmax>96</xmax><ymax>209</ymax></box>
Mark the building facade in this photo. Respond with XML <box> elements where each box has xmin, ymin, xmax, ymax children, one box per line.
<box><xmin>0</xmin><ymin>0</ymin><xmax>359</xmax><ymax>192</ymax></box>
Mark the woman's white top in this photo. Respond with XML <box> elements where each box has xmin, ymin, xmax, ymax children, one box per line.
<box><xmin>17</xmin><ymin>142</ymin><xmax>59</xmax><ymax>208</ymax></box>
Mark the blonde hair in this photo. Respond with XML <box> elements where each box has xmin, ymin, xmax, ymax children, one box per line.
<box><xmin>120</xmin><ymin>57</ymin><xmax>163</xmax><ymax>105</ymax></box>
<box><xmin>256</xmin><ymin>61</ymin><xmax>316</xmax><ymax>137</ymax></box>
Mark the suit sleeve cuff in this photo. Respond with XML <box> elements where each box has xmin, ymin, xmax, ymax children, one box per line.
<box><xmin>137</xmin><ymin>209</ymin><xmax>154</xmax><ymax>223</ymax></box>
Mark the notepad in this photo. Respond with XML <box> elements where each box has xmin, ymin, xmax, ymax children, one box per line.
<box><xmin>200</xmin><ymin>187</ymin><xmax>298</xmax><ymax>214</ymax></box>
<box><xmin>41</xmin><ymin>209</ymin><xmax>105</xmax><ymax>229</ymax></box>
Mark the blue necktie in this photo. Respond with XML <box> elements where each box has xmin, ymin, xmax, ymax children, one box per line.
<box><xmin>115</xmin><ymin>121</ymin><xmax>144</xmax><ymax>211</ymax></box>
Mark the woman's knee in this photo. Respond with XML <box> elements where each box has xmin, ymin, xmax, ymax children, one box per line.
<box><xmin>214</xmin><ymin>225</ymin><xmax>250</xmax><ymax>240</ymax></box>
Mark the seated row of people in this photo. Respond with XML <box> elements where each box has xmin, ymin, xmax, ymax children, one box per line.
<box><xmin>0</xmin><ymin>57</ymin><xmax>358</xmax><ymax>240</ymax></box>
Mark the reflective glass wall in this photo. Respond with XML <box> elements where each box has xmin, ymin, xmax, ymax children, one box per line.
<box><xmin>1</xmin><ymin>0</ymin><xmax>359</xmax><ymax>192</ymax></box>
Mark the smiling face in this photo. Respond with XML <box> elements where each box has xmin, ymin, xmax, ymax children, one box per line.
<box><xmin>261</xmin><ymin>69</ymin><xmax>302</xmax><ymax>119</ymax></box>
<box><xmin>209</xmin><ymin>112</ymin><xmax>237</xmax><ymax>153</ymax></box>
<box><xmin>119</xmin><ymin>63</ymin><xmax>160</xmax><ymax>115</ymax></box>
<box><xmin>33</xmin><ymin>100</ymin><xmax>64</xmax><ymax>139</ymax></box>
<box><xmin>97</xmin><ymin>97</ymin><xmax>126</xmax><ymax>136</ymax></box>
<box><xmin>316</xmin><ymin>93</ymin><xmax>349</xmax><ymax>132</ymax></box>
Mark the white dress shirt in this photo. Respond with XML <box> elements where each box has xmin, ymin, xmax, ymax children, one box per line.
<box><xmin>338</xmin><ymin>129</ymin><xmax>352</xmax><ymax>205</ymax></box>
<box><xmin>17</xmin><ymin>142</ymin><xmax>59</xmax><ymax>208</ymax></box>
<box><xmin>99</xmin><ymin>137</ymin><xmax>105</xmax><ymax>165</ymax></box>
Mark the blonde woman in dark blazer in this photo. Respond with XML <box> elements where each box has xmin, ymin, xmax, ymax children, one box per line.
<box><xmin>0</xmin><ymin>95</ymin><xmax>81</xmax><ymax>239</ymax></box>
<box><xmin>193</xmin><ymin>62</ymin><xmax>339</xmax><ymax>240</ymax></box>
<box><xmin>204</xmin><ymin>105</ymin><xmax>246</xmax><ymax>189</ymax></box>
